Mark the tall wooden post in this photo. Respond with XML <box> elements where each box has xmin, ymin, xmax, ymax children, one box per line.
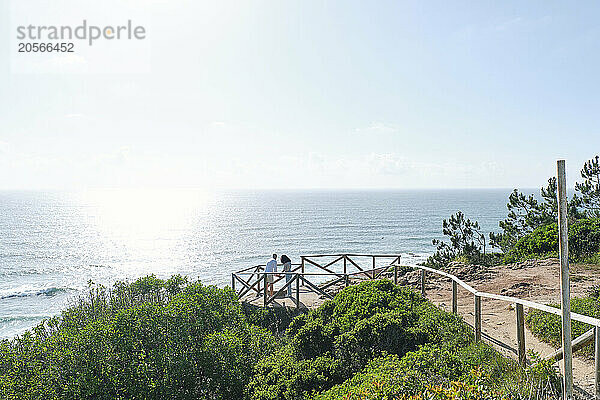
<box><xmin>474</xmin><ymin>295</ymin><xmax>481</xmax><ymax>342</ymax></box>
<box><xmin>343</xmin><ymin>256</ymin><xmax>347</xmax><ymax>274</ymax></box>
<box><xmin>452</xmin><ymin>281</ymin><xmax>458</xmax><ymax>314</ymax></box>
<box><xmin>516</xmin><ymin>303</ymin><xmax>526</xmax><ymax>366</ymax></box>
<box><xmin>300</xmin><ymin>257</ymin><xmax>305</xmax><ymax>287</ymax></box>
<box><xmin>557</xmin><ymin>160</ymin><xmax>573</xmax><ymax>399</ymax></box>
<box><xmin>231</xmin><ymin>274</ymin><xmax>236</xmax><ymax>294</ymax></box>
<box><xmin>394</xmin><ymin>265</ymin><xmax>398</xmax><ymax>285</ymax></box>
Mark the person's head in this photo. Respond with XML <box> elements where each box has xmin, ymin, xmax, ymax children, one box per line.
<box><xmin>272</xmin><ymin>253</ymin><xmax>277</xmax><ymax>260</ymax></box>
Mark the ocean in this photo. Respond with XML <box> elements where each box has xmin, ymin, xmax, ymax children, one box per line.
<box><xmin>0</xmin><ymin>189</ymin><xmax>519</xmax><ymax>339</ymax></box>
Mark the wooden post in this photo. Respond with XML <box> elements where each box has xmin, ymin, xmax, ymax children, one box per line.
<box><xmin>474</xmin><ymin>295</ymin><xmax>481</xmax><ymax>342</ymax></box>
<box><xmin>372</xmin><ymin>256</ymin><xmax>376</xmax><ymax>279</ymax></box>
<box><xmin>257</xmin><ymin>267</ymin><xmax>262</xmax><ymax>294</ymax></box>
<box><xmin>345</xmin><ymin>273</ymin><xmax>349</xmax><ymax>287</ymax></box>
<box><xmin>452</xmin><ymin>281</ymin><xmax>457</xmax><ymax>314</ymax></box>
<box><xmin>516</xmin><ymin>303</ymin><xmax>526</xmax><ymax>366</ymax></box>
<box><xmin>420</xmin><ymin>269</ymin><xmax>426</xmax><ymax>296</ymax></box>
<box><xmin>394</xmin><ymin>265</ymin><xmax>398</xmax><ymax>285</ymax></box>
<box><xmin>296</xmin><ymin>274</ymin><xmax>300</xmax><ymax>310</ymax></box>
<box><xmin>231</xmin><ymin>274</ymin><xmax>236</xmax><ymax>294</ymax></box>
<box><xmin>343</xmin><ymin>256</ymin><xmax>347</xmax><ymax>274</ymax></box>
<box><xmin>301</xmin><ymin>257</ymin><xmax>305</xmax><ymax>287</ymax></box>
<box><xmin>557</xmin><ymin>159</ymin><xmax>573</xmax><ymax>399</ymax></box>
<box><xmin>263</xmin><ymin>274</ymin><xmax>267</xmax><ymax>307</ymax></box>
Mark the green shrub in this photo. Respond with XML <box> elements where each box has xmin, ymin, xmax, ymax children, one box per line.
<box><xmin>0</xmin><ymin>277</ymin><xmax>276</xmax><ymax>400</ymax></box>
<box><xmin>242</xmin><ymin>303</ymin><xmax>307</xmax><ymax>336</ymax></box>
<box><xmin>314</xmin><ymin>346</ymin><xmax>560</xmax><ymax>400</ymax></box>
<box><xmin>247</xmin><ymin>280</ymin><xmax>476</xmax><ymax>400</ymax></box>
<box><xmin>504</xmin><ymin>224</ymin><xmax>558</xmax><ymax>263</ymax></box>
<box><xmin>526</xmin><ymin>296</ymin><xmax>600</xmax><ymax>356</ymax></box>
<box><xmin>570</xmin><ymin>218</ymin><xmax>600</xmax><ymax>261</ymax></box>
<box><xmin>504</xmin><ymin>218</ymin><xmax>600</xmax><ymax>263</ymax></box>
<box><xmin>0</xmin><ymin>276</ymin><xmax>563</xmax><ymax>400</ymax></box>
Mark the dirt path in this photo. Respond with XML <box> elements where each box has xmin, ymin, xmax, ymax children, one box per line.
<box><xmin>424</xmin><ymin>260</ymin><xmax>600</xmax><ymax>395</ymax></box>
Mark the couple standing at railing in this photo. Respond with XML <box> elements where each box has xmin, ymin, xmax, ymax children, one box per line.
<box><xmin>264</xmin><ymin>254</ymin><xmax>293</xmax><ymax>298</ymax></box>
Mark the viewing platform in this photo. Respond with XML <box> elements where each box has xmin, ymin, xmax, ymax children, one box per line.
<box><xmin>232</xmin><ymin>254</ymin><xmax>402</xmax><ymax>309</ymax></box>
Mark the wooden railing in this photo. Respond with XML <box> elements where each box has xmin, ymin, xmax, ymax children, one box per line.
<box><xmin>232</xmin><ymin>254</ymin><xmax>600</xmax><ymax>398</ymax></box>
<box><xmin>231</xmin><ymin>254</ymin><xmax>402</xmax><ymax>308</ymax></box>
<box><xmin>411</xmin><ymin>263</ymin><xmax>600</xmax><ymax>399</ymax></box>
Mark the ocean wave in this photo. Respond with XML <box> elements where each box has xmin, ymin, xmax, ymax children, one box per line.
<box><xmin>0</xmin><ymin>286</ymin><xmax>71</xmax><ymax>300</ymax></box>
<box><xmin>0</xmin><ymin>315</ymin><xmax>50</xmax><ymax>323</ymax></box>
<box><xmin>0</xmin><ymin>264</ymin><xmax>110</xmax><ymax>278</ymax></box>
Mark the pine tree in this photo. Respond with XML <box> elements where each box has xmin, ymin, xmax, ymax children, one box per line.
<box><xmin>428</xmin><ymin>211</ymin><xmax>486</xmax><ymax>267</ymax></box>
<box><xmin>575</xmin><ymin>155</ymin><xmax>600</xmax><ymax>218</ymax></box>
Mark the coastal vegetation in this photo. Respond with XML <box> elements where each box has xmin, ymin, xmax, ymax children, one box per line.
<box><xmin>0</xmin><ymin>276</ymin><xmax>275</xmax><ymax>400</ymax></box>
<box><xmin>0</xmin><ymin>277</ymin><xmax>560</xmax><ymax>399</ymax></box>
<box><xmin>425</xmin><ymin>155</ymin><xmax>600</xmax><ymax>375</ymax></box>
<box><xmin>427</xmin><ymin>155</ymin><xmax>600</xmax><ymax>268</ymax></box>
<box><xmin>3</xmin><ymin>158</ymin><xmax>598</xmax><ymax>399</ymax></box>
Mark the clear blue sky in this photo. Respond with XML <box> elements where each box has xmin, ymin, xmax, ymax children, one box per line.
<box><xmin>1</xmin><ymin>1</ymin><xmax>599</xmax><ymax>189</ymax></box>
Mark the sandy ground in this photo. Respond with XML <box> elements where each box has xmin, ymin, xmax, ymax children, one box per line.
<box><xmin>424</xmin><ymin>260</ymin><xmax>600</xmax><ymax>397</ymax></box>
<box><xmin>242</xmin><ymin>260</ymin><xmax>600</xmax><ymax>397</ymax></box>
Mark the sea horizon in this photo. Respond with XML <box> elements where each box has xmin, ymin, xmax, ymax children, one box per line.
<box><xmin>0</xmin><ymin>188</ymin><xmax>534</xmax><ymax>338</ymax></box>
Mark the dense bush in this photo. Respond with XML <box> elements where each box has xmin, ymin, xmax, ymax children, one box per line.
<box><xmin>569</xmin><ymin>218</ymin><xmax>600</xmax><ymax>262</ymax></box>
<box><xmin>526</xmin><ymin>296</ymin><xmax>600</xmax><ymax>356</ymax></box>
<box><xmin>247</xmin><ymin>280</ymin><xmax>480</xmax><ymax>400</ymax></box>
<box><xmin>314</xmin><ymin>341</ymin><xmax>560</xmax><ymax>400</ymax></box>
<box><xmin>0</xmin><ymin>276</ymin><xmax>276</xmax><ymax>400</ymax></box>
<box><xmin>504</xmin><ymin>218</ymin><xmax>600</xmax><ymax>263</ymax></box>
<box><xmin>0</xmin><ymin>276</ymin><xmax>562</xmax><ymax>400</ymax></box>
<box><xmin>241</xmin><ymin>302</ymin><xmax>307</xmax><ymax>336</ymax></box>
<box><xmin>503</xmin><ymin>224</ymin><xmax>558</xmax><ymax>263</ymax></box>
<box><xmin>313</xmin><ymin>344</ymin><xmax>500</xmax><ymax>399</ymax></box>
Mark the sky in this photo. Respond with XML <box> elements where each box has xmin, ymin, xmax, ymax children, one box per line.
<box><xmin>1</xmin><ymin>1</ymin><xmax>599</xmax><ymax>190</ymax></box>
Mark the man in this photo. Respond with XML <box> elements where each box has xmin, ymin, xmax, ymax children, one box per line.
<box><xmin>265</xmin><ymin>254</ymin><xmax>277</xmax><ymax>297</ymax></box>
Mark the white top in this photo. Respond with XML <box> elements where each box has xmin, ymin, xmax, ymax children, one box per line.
<box><xmin>265</xmin><ymin>258</ymin><xmax>277</xmax><ymax>273</ymax></box>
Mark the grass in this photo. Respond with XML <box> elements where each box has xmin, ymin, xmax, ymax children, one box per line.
<box><xmin>526</xmin><ymin>295</ymin><xmax>600</xmax><ymax>357</ymax></box>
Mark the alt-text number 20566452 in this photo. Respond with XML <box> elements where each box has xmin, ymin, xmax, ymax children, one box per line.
<box><xmin>18</xmin><ymin>42</ymin><xmax>74</xmax><ymax>53</ymax></box>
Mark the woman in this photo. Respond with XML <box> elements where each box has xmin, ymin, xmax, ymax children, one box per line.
<box><xmin>280</xmin><ymin>254</ymin><xmax>292</xmax><ymax>297</ymax></box>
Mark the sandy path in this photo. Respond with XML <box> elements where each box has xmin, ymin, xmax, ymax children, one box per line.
<box><xmin>425</xmin><ymin>260</ymin><xmax>600</xmax><ymax>395</ymax></box>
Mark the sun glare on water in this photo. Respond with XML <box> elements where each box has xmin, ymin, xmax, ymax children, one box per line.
<box><xmin>80</xmin><ymin>188</ymin><xmax>212</xmax><ymax>275</ymax></box>
<box><xmin>85</xmin><ymin>189</ymin><xmax>208</xmax><ymax>235</ymax></box>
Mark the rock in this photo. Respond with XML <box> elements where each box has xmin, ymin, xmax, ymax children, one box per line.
<box><xmin>501</xmin><ymin>282</ymin><xmax>536</xmax><ymax>297</ymax></box>
<box><xmin>443</xmin><ymin>262</ymin><xmax>495</xmax><ymax>281</ymax></box>
<box><xmin>506</xmin><ymin>258</ymin><xmax>558</xmax><ymax>270</ymax></box>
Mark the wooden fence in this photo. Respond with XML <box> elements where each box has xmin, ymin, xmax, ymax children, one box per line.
<box><xmin>231</xmin><ymin>254</ymin><xmax>402</xmax><ymax>307</ymax></box>
<box><xmin>410</xmin><ymin>263</ymin><xmax>600</xmax><ymax>399</ymax></box>
<box><xmin>232</xmin><ymin>254</ymin><xmax>600</xmax><ymax>399</ymax></box>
